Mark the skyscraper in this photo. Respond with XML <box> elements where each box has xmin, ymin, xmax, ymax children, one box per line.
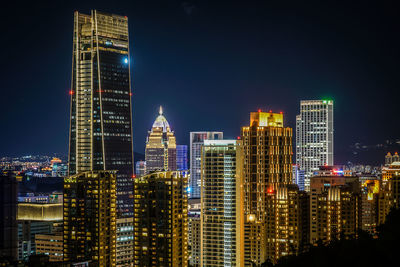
<box><xmin>145</xmin><ymin>107</ymin><xmax>177</xmax><ymax>174</ymax></box>
<box><xmin>176</xmin><ymin>145</ymin><xmax>188</xmax><ymax>171</ymax></box>
<box><xmin>241</xmin><ymin>111</ymin><xmax>294</xmax><ymax>265</ymax></box>
<box><xmin>68</xmin><ymin>10</ymin><xmax>134</xmax><ymax>217</ymax></box>
<box><xmin>0</xmin><ymin>174</ymin><xmax>18</xmax><ymax>261</ymax></box>
<box><xmin>189</xmin><ymin>131</ymin><xmax>223</xmax><ymax>198</ymax></box>
<box><xmin>133</xmin><ymin>171</ymin><xmax>188</xmax><ymax>266</ymax></box>
<box><xmin>63</xmin><ymin>171</ymin><xmax>117</xmax><ymax>266</ymax></box>
<box><xmin>200</xmin><ymin>139</ymin><xmax>244</xmax><ymax>266</ymax></box>
<box><xmin>296</xmin><ymin>100</ymin><xmax>334</xmax><ymax>191</ymax></box>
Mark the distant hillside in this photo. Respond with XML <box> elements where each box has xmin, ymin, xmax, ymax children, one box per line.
<box><xmin>336</xmin><ymin>139</ymin><xmax>400</xmax><ymax>165</ymax></box>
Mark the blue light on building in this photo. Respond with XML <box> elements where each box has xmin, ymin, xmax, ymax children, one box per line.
<box><xmin>176</xmin><ymin>145</ymin><xmax>188</xmax><ymax>171</ymax></box>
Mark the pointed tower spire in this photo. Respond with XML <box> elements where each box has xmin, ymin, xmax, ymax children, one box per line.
<box><xmin>159</xmin><ymin>106</ymin><xmax>163</xmax><ymax>115</ymax></box>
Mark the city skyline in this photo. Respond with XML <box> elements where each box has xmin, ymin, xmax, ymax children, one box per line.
<box><xmin>1</xmin><ymin>1</ymin><xmax>400</xmax><ymax>165</ymax></box>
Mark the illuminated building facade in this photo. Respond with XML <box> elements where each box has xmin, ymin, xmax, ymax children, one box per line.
<box><xmin>133</xmin><ymin>171</ymin><xmax>188</xmax><ymax>266</ymax></box>
<box><xmin>177</xmin><ymin>145</ymin><xmax>188</xmax><ymax>171</ymax></box>
<box><xmin>190</xmin><ymin>131</ymin><xmax>223</xmax><ymax>198</ymax></box>
<box><xmin>241</xmin><ymin>111</ymin><xmax>293</xmax><ymax>265</ymax></box>
<box><xmin>145</xmin><ymin>107</ymin><xmax>177</xmax><ymax>174</ymax></box>
<box><xmin>68</xmin><ymin>10</ymin><xmax>134</xmax><ymax>217</ymax></box>
<box><xmin>296</xmin><ymin>100</ymin><xmax>334</xmax><ymax>191</ymax></box>
<box><xmin>63</xmin><ymin>171</ymin><xmax>117</xmax><ymax>266</ymax></box>
<box><xmin>200</xmin><ymin>140</ymin><xmax>244</xmax><ymax>266</ymax></box>
<box><xmin>309</xmin><ymin>167</ymin><xmax>361</xmax><ymax>244</ymax></box>
<box><xmin>385</xmin><ymin>152</ymin><xmax>400</xmax><ymax>166</ymax></box>
<box><xmin>0</xmin><ymin>174</ymin><xmax>18</xmax><ymax>261</ymax></box>
<box><xmin>360</xmin><ymin>179</ymin><xmax>380</xmax><ymax>234</ymax></box>
<box><xmin>35</xmin><ymin>233</ymin><xmax>63</xmax><ymax>262</ymax></box>
<box><xmin>135</xmin><ymin>160</ymin><xmax>146</xmax><ymax>177</ymax></box>
<box><xmin>265</xmin><ymin>184</ymin><xmax>308</xmax><ymax>263</ymax></box>
<box><xmin>116</xmin><ymin>217</ymin><xmax>134</xmax><ymax>266</ymax></box>
<box><xmin>379</xmin><ymin>162</ymin><xmax>400</xmax><ymax>224</ymax></box>
<box><xmin>188</xmin><ymin>199</ymin><xmax>200</xmax><ymax>267</ymax></box>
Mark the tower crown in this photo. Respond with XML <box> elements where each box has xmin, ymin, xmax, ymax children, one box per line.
<box><xmin>152</xmin><ymin>106</ymin><xmax>171</xmax><ymax>132</ymax></box>
<box><xmin>250</xmin><ymin>110</ymin><xmax>284</xmax><ymax>127</ymax></box>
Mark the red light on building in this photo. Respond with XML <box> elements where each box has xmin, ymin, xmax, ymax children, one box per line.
<box><xmin>129</xmin><ymin>93</ymin><xmax>133</xmax><ymax>96</ymax></box>
<box><xmin>69</xmin><ymin>90</ymin><xmax>74</xmax><ymax>95</ymax></box>
<box><xmin>131</xmin><ymin>174</ymin><xmax>136</xmax><ymax>179</ymax></box>
<box><xmin>258</xmin><ymin>109</ymin><xmax>262</xmax><ymax>112</ymax></box>
<box><xmin>269</xmin><ymin>110</ymin><xmax>272</xmax><ymax>113</ymax></box>
<box><xmin>267</xmin><ymin>188</ymin><xmax>274</xmax><ymax>194</ymax></box>
<box><xmin>237</xmin><ymin>136</ymin><xmax>241</xmax><ymax>140</ymax></box>
<box><xmin>280</xmin><ymin>111</ymin><xmax>283</xmax><ymax>114</ymax></box>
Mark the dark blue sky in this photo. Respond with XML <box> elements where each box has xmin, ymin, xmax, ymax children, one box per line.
<box><xmin>1</xmin><ymin>0</ymin><xmax>399</xmax><ymax>165</ymax></box>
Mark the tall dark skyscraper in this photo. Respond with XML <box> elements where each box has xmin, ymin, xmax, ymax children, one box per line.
<box><xmin>0</xmin><ymin>174</ymin><xmax>18</xmax><ymax>261</ymax></box>
<box><xmin>68</xmin><ymin>10</ymin><xmax>134</xmax><ymax>217</ymax></box>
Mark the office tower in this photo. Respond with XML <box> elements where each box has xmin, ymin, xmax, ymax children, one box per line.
<box><xmin>309</xmin><ymin>166</ymin><xmax>361</xmax><ymax>244</ymax></box>
<box><xmin>200</xmin><ymin>140</ymin><xmax>244</xmax><ymax>266</ymax></box>
<box><xmin>68</xmin><ymin>10</ymin><xmax>134</xmax><ymax>217</ymax></box>
<box><xmin>35</xmin><ymin>233</ymin><xmax>63</xmax><ymax>262</ymax></box>
<box><xmin>189</xmin><ymin>131</ymin><xmax>223</xmax><ymax>198</ymax></box>
<box><xmin>0</xmin><ymin>174</ymin><xmax>18</xmax><ymax>261</ymax></box>
<box><xmin>296</xmin><ymin>100</ymin><xmax>334</xmax><ymax>191</ymax></box>
<box><xmin>292</xmin><ymin>164</ymin><xmax>305</xmax><ymax>191</ymax></box>
<box><xmin>63</xmin><ymin>171</ymin><xmax>117</xmax><ymax>266</ymax></box>
<box><xmin>116</xmin><ymin>217</ymin><xmax>134</xmax><ymax>266</ymax></box>
<box><xmin>133</xmin><ymin>171</ymin><xmax>188</xmax><ymax>266</ymax></box>
<box><xmin>176</xmin><ymin>145</ymin><xmax>188</xmax><ymax>170</ymax></box>
<box><xmin>241</xmin><ymin>111</ymin><xmax>293</xmax><ymax>265</ymax></box>
<box><xmin>17</xmin><ymin>202</ymin><xmax>62</xmax><ymax>261</ymax></box>
<box><xmin>145</xmin><ymin>107</ymin><xmax>177</xmax><ymax>174</ymax></box>
<box><xmin>188</xmin><ymin>199</ymin><xmax>200</xmax><ymax>267</ymax></box>
<box><xmin>135</xmin><ymin>160</ymin><xmax>146</xmax><ymax>177</ymax></box>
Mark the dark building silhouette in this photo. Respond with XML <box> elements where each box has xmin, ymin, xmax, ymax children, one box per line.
<box><xmin>0</xmin><ymin>173</ymin><xmax>18</xmax><ymax>261</ymax></box>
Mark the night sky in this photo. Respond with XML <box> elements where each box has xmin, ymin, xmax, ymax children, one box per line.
<box><xmin>1</xmin><ymin>0</ymin><xmax>399</xmax><ymax>165</ymax></box>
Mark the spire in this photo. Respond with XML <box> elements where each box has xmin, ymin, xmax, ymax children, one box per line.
<box><xmin>159</xmin><ymin>106</ymin><xmax>163</xmax><ymax>115</ymax></box>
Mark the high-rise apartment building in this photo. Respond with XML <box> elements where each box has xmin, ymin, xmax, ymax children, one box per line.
<box><xmin>382</xmin><ymin>161</ymin><xmax>400</xmax><ymax>210</ymax></box>
<box><xmin>188</xmin><ymin>199</ymin><xmax>200</xmax><ymax>267</ymax></box>
<box><xmin>296</xmin><ymin>100</ymin><xmax>334</xmax><ymax>191</ymax></box>
<box><xmin>241</xmin><ymin>111</ymin><xmax>293</xmax><ymax>265</ymax></box>
<box><xmin>309</xmin><ymin>167</ymin><xmax>361</xmax><ymax>244</ymax></box>
<box><xmin>264</xmin><ymin>184</ymin><xmax>308</xmax><ymax>262</ymax></box>
<box><xmin>385</xmin><ymin>152</ymin><xmax>400</xmax><ymax>166</ymax></box>
<box><xmin>63</xmin><ymin>171</ymin><xmax>117</xmax><ymax>266</ymax></box>
<box><xmin>360</xmin><ymin>179</ymin><xmax>380</xmax><ymax>234</ymax></box>
<box><xmin>200</xmin><ymin>140</ymin><xmax>244</xmax><ymax>266</ymax></box>
<box><xmin>68</xmin><ymin>10</ymin><xmax>134</xmax><ymax>217</ymax></box>
<box><xmin>177</xmin><ymin>145</ymin><xmax>188</xmax><ymax>171</ymax></box>
<box><xmin>189</xmin><ymin>131</ymin><xmax>223</xmax><ymax>198</ymax></box>
<box><xmin>145</xmin><ymin>107</ymin><xmax>177</xmax><ymax>174</ymax></box>
<box><xmin>133</xmin><ymin>171</ymin><xmax>188</xmax><ymax>266</ymax></box>
<box><xmin>116</xmin><ymin>217</ymin><xmax>134</xmax><ymax>266</ymax></box>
